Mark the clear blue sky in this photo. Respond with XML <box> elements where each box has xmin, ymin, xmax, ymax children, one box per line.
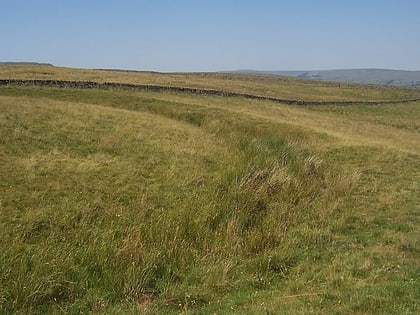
<box><xmin>1</xmin><ymin>0</ymin><xmax>419</xmax><ymax>71</ymax></box>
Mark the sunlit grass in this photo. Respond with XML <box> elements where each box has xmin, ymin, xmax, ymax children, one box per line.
<box><xmin>0</xmin><ymin>69</ymin><xmax>419</xmax><ymax>314</ymax></box>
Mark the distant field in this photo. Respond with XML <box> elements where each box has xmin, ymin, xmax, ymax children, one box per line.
<box><xmin>0</xmin><ymin>65</ymin><xmax>419</xmax><ymax>314</ymax></box>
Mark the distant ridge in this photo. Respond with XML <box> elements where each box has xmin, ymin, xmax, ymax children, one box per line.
<box><xmin>0</xmin><ymin>62</ymin><xmax>54</xmax><ymax>66</ymax></box>
<box><xmin>235</xmin><ymin>69</ymin><xmax>420</xmax><ymax>87</ymax></box>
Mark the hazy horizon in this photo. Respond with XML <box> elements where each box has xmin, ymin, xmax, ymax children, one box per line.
<box><xmin>1</xmin><ymin>0</ymin><xmax>419</xmax><ymax>72</ymax></box>
<box><xmin>1</xmin><ymin>62</ymin><xmax>420</xmax><ymax>74</ymax></box>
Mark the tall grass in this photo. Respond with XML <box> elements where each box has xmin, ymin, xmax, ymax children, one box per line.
<box><xmin>0</xmin><ymin>87</ymin><xmax>361</xmax><ymax>313</ymax></box>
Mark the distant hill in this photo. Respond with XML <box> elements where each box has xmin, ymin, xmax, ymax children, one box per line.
<box><xmin>0</xmin><ymin>62</ymin><xmax>54</xmax><ymax>67</ymax></box>
<box><xmin>236</xmin><ymin>69</ymin><xmax>420</xmax><ymax>86</ymax></box>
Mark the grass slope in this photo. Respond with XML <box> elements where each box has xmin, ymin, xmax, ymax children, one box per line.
<box><xmin>0</xmin><ymin>67</ymin><xmax>419</xmax><ymax>314</ymax></box>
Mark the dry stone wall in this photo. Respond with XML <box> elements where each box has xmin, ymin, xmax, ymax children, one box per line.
<box><xmin>0</xmin><ymin>79</ymin><xmax>418</xmax><ymax>105</ymax></box>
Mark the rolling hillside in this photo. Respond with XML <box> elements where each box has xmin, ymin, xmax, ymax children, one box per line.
<box><xmin>0</xmin><ymin>65</ymin><xmax>419</xmax><ymax>314</ymax></box>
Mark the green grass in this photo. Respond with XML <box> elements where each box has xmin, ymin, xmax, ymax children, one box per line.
<box><xmin>0</xmin><ymin>67</ymin><xmax>419</xmax><ymax>314</ymax></box>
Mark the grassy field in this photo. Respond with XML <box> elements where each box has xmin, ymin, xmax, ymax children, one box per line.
<box><xmin>0</xmin><ymin>65</ymin><xmax>419</xmax><ymax>314</ymax></box>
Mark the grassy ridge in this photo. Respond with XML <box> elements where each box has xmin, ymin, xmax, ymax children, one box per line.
<box><xmin>1</xmin><ymin>64</ymin><xmax>420</xmax><ymax>101</ymax></box>
<box><xmin>0</xmin><ymin>69</ymin><xmax>419</xmax><ymax>314</ymax></box>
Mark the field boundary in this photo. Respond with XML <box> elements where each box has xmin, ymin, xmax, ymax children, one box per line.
<box><xmin>1</xmin><ymin>79</ymin><xmax>419</xmax><ymax>105</ymax></box>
